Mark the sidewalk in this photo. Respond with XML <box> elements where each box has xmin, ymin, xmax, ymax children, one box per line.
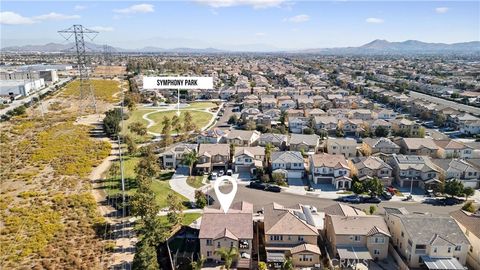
<box><xmin>169</xmin><ymin>172</ymin><xmax>196</xmax><ymax>201</ymax></box>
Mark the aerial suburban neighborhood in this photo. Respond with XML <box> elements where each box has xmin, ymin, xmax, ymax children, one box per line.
<box><xmin>1</xmin><ymin>1</ymin><xmax>480</xmax><ymax>270</ymax></box>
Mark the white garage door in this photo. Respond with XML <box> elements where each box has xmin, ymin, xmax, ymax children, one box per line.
<box><xmin>287</xmin><ymin>171</ymin><xmax>303</xmax><ymax>179</ymax></box>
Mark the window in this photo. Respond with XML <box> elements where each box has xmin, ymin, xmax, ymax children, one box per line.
<box><xmin>455</xmin><ymin>246</ymin><xmax>461</xmax><ymax>251</ymax></box>
<box><xmin>166</xmin><ymin>162</ymin><xmax>174</xmax><ymax>167</ymax></box>
<box><xmin>298</xmin><ymin>236</ymin><xmax>304</xmax><ymax>241</ymax></box>
<box><xmin>401</xmin><ymin>231</ymin><xmax>404</xmax><ymax>238</ymax></box>
<box><xmin>374</xmin><ymin>237</ymin><xmax>385</xmax><ymax>244</ymax></box>
<box><xmin>433</xmin><ymin>247</ymin><xmax>437</xmax><ymax>253</ymax></box>
<box><xmin>354</xmin><ymin>235</ymin><xmax>361</xmax><ymax>242</ymax></box>
<box><xmin>374</xmin><ymin>249</ymin><xmax>380</xmax><ymax>255</ymax></box>
<box><xmin>270</xmin><ymin>235</ymin><xmax>283</xmax><ymax>241</ymax></box>
<box><xmin>217</xmin><ymin>242</ymin><xmax>221</xmax><ymax>248</ymax></box>
<box><xmin>230</xmin><ymin>242</ymin><xmax>234</xmax><ymax>248</ymax></box>
<box><xmin>206</xmin><ymin>239</ymin><xmax>212</xmax><ymax>246</ymax></box>
<box><xmin>448</xmin><ymin>247</ymin><xmax>451</xmax><ymax>253</ymax></box>
<box><xmin>207</xmin><ymin>251</ymin><xmax>211</xmax><ymax>257</ymax></box>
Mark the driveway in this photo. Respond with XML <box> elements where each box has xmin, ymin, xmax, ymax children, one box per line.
<box><xmin>169</xmin><ymin>168</ymin><xmax>196</xmax><ymax>201</ymax></box>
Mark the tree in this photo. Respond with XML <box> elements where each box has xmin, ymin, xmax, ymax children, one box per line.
<box><xmin>183</xmin><ymin>111</ymin><xmax>197</xmax><ymax>132</ymax></box>
<box><xmin>463</xmin><ymin>187</ymin><xmax>475</xmax><ymax>201</ymax></box>
<box><xmin>272</xmin><ymin>172</ymin><xmax>286</xmax><ymax>186</ymax></box>
<box><xmin>228</xmin><ymin>115</ymin><xmax>238</xmax><ymax>125</ymax></box>
<box><xmin>229</xmin><ymin>143</ymin><xmax>235</xmax><ymax>163</ymax></box>
<box><xmin>352</xmin><ymin>181</ymin><xmax>365</xmax><ymax>194</ymax></box>
<box><xmin>369</xmin><ymin>205</ymin><xmax>377</xmax><ymax>215</ymax></box>
<box><xmin>434</xmin><ymin>113</ymin><xmax>446</xmax><ymax>127</ymax></box>
<box><xmin>167</xmin><ymin>192</ymin><xmax>184</xmax><ymax>229</ymax></box>
<box><xmin>364</xmin><ymin>177</ymin><xmax>383</xmax><ymax>196</ymax></box>
<box><xmin>282</xmin><ymin>256</ymin><xmax>294</xmax><ymax>270</ymax></box>
<box><xmin>132</xmin><ymin>238</ymin><xmax>159</xmax><ymax>270</ymax></box>
<box><xmin>245</xmin><ymin>120</ymin><xmax>256</xmax><ymax>130</ymax></box>
<box><xmin>124</xmin><ymin>134</ymin><xmax>137</xmax><ymax>155</ymax></box>
<box><xmin>258</xmin><ymin>262</ymin><xmax>268</xmax><ymax>270</ymax></box>
<box><xmin>444</xmin><ymin>179</ymin><xmax>464</xmax><ymax>197</ymax></box>
<box><xmin>161</xmin><ymin>116</ymin><xmax>173</xmax><ymax>147</ymax></box>
<box><xmin>135</xmin><ymin>147</ymin><xmax>161</xmax><ymax>178</ymax></box>
<box><xmin>130</xmin><ymin>177</ymin><xmax>159</xmax><ymax>219</ymax></box>
<box><xmin>279</xmin><ymin>110</ymin><xmax>288</xmax><ymax>126</ymax></box>
<box><xmin>129</xmin><ymin>122</ymin><xmax>148</xmax><ymax>136</ymax></box>
<box><xmin>183</xmin><ymin>150</ymin><xmax>198</xmax><ymax>176</ymax></box>
<box><xmin>191</xmin><ymin>255</ymin><xmax>206</xmax><ymax>270</ymax></box>
<box><xmin>418</xmin><ymin>127</ymin><xmax>426</xmax><ymax>138</ymax></box>
<box><xmin>303</xmin><ymin>127</ymin><xmax>314</xmax><ymax>134</ymax></box>
<box><xmin>103</xmin><ymin>108</ymin><xmax>123</xmax><ymax>137</ymax></box>
<box><xmin>374</xmin><ymin>126</ymin><xmax>389</xmax><ymax>137</ymax></box>
<box><xmin>195</xmin><ymin>190</ymin><xmax>207</xmax><ymax>208</ymax></box>
<box><xmin>171</xmin><ymin>114</ymin><xmax>182</xmax><ymax>134</ymax></box>
<box><xmin>214</xmin><ymin>247</ymin><xmax>238</xmax><ymax>270</ymax></box>
<box><xmin>335</xmin><ymin>127</ymin><xmax>344</xmax><ymax>137</ymax></box>
<box><xmin>462</xmin><ymin>201</ymin><xmax>477</xmax><ymax>213</ymax></box>
<box><xmin>265</xmin><ymin>143</ymin><xmax>273</xmax><ymax>165</ymax></box>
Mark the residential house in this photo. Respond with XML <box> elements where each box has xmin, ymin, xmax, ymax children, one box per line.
<box><xmin>263</xmin><ymin>203</ymin><xmax>322</xmax><ymax>268</ymax></box>
<box><xmin>305</xmin><ymin>108</ymin><xmax>326</xmax><ymax>118</ymax></box>
<box><xmin>199</xmin><ymin>201</ymin><xmax>253</xmax><ymax>269</ymax></box>
<box><xmin>362</xmin><ymin>137</ymin><xmax>400</xmax><ymax>156</ymax></box>
<box><xmin>450</xmin><ymin>210</ymin><xmax>480</xmax><ymax>270</ymax></box>
<box><xmin>279</xmin><ymin>99</ymin><xmax>296</xmax><ymax>111</ymax></box>
<box><xmin>431</xmin><ymin>159</ymin><xmax>480</xmax><ymax>188</ymax></box>
<box><xmin>390</xmin><ymin>118</ymin><xmax>422</xmax><ymax>137</ymax></box>
<box><xmin>314</xmin><ymin>116</ymin><xmax>338</xmax><ymax>134</ymax></box>
<box><xmin>288</xmin><ymin>117</ymin><xmax>309</xmax><ymax>134</ymax></box>
<box><xmin>390</xmin><ymin>154</ymin><xmax>441</xmax><ymax>189</ymax></box>
<box><xmin>376</xmin><ymin>109</ymin><xmax>397</xmax><ymax>120</ymax></box>
<box><xmin>341</xmin><ymin>119</ymin><xmax>365</xmax><ymax>137</ymax></box>
<box><xmin>261</xmin><ymin>96</ymin><xmax>277</xmax><ymax>111</ymax></box>
<box><xmin>258</xmin><ymin>133</ymin><xmax>289</xmax><ymax>150</ymax></box>
<box><xmin>396</xmin><ymin>138</ymin><xmax>439</xmax><ymax>157</ymax></box>
<box><xmin>384</xmin><ymin>208</ymin><xmax>470</xmax><ymax>269</ymax></box>
<box><xmin>326</xmin><ymin>138</ymin><xmax>358</xmax><ymax>158</ymax></box>
<box><xmin>197</xmin><ymin>128</ymin><xmax>228</xmax><ymax>144</ymax></box>
<box><xmin>297</xmin><ymin>96</ymin><xmax>314</xmax><ymax>109</ymax></box>
<box><xmin>241</xmin><ymin>108</ymin><xmax>261</xmax><ymax>121</ymax></box>
<box><xmin>263</xmin><ymin>109</ymin><xmax>281</xmax><ymax>121</ymax></box>
<box><xmin>233</xmin><ymin>146</ymin><xmax>265</xmax><ymax>175</ymax></box>
<box><xmin>324</xmin><ymin>203</ymin><xmax>366</xmax><ymax>217</ymax></box>
<box><xmin>349</xmin><ymin>109</ymin><xmax>376</xmax><ymax>121</ymax></box>
<box><xmin>351</xmin><ymin>156</ymin><xmax>394</xmax><ymax>186</ymax></box>
<box><xmin>289</xmin><ymin>134</ymin><xmax>320</xmax><ymax>153</ymax></box>
<box><xmin>325</xmin><ymin>213</ymin><xmax>391</xmax><ymax>262</ymax></box>
<box><xmin>434</xmin><ymin>139</ymin><xmax>473</xmax><ymax>159</ymax></box>
<box><xmin>196</xmin><ymin>144</ymin><xmax>230</xmax><ymax>173</ymax></box>
<box><xmin>224</xmin><ymin>130</ymin><xmax>260</xmax><ymax>146</ymax></box>
<box><xmin>286</xmin><ymin>109</ymin><xmax>305</xmax><ymax>118</ymax></box>
<box><xmin>368</xmin><ymin>119</ymin><xmax>392</xmax><ymax>134</ymax></box>
<box><xmin>160</xmin><ymin>143</ymin><xmax>198</xmax><ymax>169</ymax></box>
<box><xmin>310</xmin><ymin>153</ymin><xmax>351</xmax><ymax>189</ymax></box>
<box><xmin>271</xmin><ymin>151</ymin><xmax>305</xmax><ymax>179</ymax></box>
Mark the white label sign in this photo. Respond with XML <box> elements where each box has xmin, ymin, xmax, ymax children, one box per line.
<box><xmin>143</xmin><ymin>76</ymin><xmax>213</xmax><ymax>89</ymax></box>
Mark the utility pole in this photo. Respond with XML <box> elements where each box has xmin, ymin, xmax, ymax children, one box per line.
<box><xmin>58</xmin><ymin>25</ymin><xmax>98</xmax><ymax>112</ymax></box>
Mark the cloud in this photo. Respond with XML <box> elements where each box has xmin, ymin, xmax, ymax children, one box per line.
<box><xmin>34</xmin><ymin>12</ymin><xmax>80</xmax><ymax>21</ymax></box>
<box><xmin>0</xmin><ymin>11</ymin><xmax>36</xmax><ymax>25</ymax></box>
<box><xmin>114</xmin><ymin>4</ymin><xmax>154</xmax><ymax>14</ymax></box>
<box><xmin>196</xmin><ymin>0</ymin><xmax>286</xmax><ymax>9</ymax></box>
<box><xmin>90</xmin><ymin>26</ymin><xmax>114</xmax><ymax>32</ymax></box>
<box><xmin>366</xmin><ymin>17</ymin><xmax>384</xmax><ymax>24</ymax></box>
<box><xmin>74</xmin><ymin>5</ymin><xmax>87</xmax><ymax>11</ymax></box>
<box><xmin>435</xmin><ymin>7</ymin><xmax>449</xmax><ymax>14</ymax></box>
<box><xmin>255</xmin><ymin>32</ymin><xmax>266</xmax><ymax>36</ymax></box>
<box><xmin>285</xmin><ymin>14</ymin><xmax>310</xmax><ymax>23</ymax></box>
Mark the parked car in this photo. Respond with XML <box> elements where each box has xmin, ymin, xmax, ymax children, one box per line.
<box><xmin>386</xmin><ymin>186</ymin><xmax>398</xmax><ymax>195</ymax></box>
<box><xmin>381</xmin><ymin>190</ymin><xmax>392</xmax><ymax>200</ymax></box>
<box><xmin>340</xmin><ymin>195</ymin><xmax>361</xmax><ymax>203</ymax></box>
<box><xmin>210</xmin><ymin>172</ymin><xmax>218</xmax><ymax>180</ymax></box>
<box><xmin>265</xmin><ymin>185</ymin><xmax>281</xmax><ymax>193</ymax></box>
<box><xmin>226</xmin><ymin>169</ymin><xmax>233</xmax><ymax>176</ymax></box>
<box><xmin>218</xmin><ymin>170</ymin><xmax>225</xmax><ymax>176</ymax></box>
<box><xmin>362</xmin><ymin>196</ymin><xmax>382</xmax><ymax>204</ymax></box>
<box><xmin>248</xmin><ymin>181</ymin><xmax>266</xmax><ymax>190</ymax></box>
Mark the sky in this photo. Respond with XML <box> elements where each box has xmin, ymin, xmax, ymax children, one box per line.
<box><xmin>1</xmin><ymin>0</ymin><xmax>479</xmax><ymax>51</ymax></box>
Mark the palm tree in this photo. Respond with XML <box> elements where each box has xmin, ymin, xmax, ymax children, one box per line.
<box><xmin>183</xmin><ymin>150</ymin><xmax>198</xmax><ymax>176</ymax></box>
<box><xmin>190</xmin><ymin>255</ymin><xmax>205</xmax><ymax>270</ymax></box>
<box><xmin>282</xmin><ymin>256</ymin><xmax>294</xmax><ymax>270</ymax></box>
<box><xmin>214</xmin><ymin>247</ymin><xmax>238</xmax><ymax>270</ymax></box>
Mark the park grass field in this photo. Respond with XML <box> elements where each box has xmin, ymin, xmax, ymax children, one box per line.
<box><xmin>146</xmin><ymin>110</ymin><xmax>213</xmax><ymax>134</ymax></box>
<box><xmin>186</xmin><ymin>102</ymin><xmax>217</xmax><ymax>109</ymax></box>
<box><xmin>60</xmin><ymin>79</ymin><xmax>121</xmax><ymax>102</ymax></box>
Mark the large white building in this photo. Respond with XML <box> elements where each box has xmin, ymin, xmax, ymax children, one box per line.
<box><xmin>0</xmin><ymin>79</ymin><xmax>45</xmax><ymax>97</ymax></box>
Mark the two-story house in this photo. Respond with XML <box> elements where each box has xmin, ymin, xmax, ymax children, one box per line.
<box><xmin>196</xmin><ymin>144</ymin><xmax>230</xmax><ymax>173</ymax></box>
<box><xmin>325</xmin><ymin>209</ymin><xmax>391</xmax><ymax>263</ymax></box>
<box><xmin>257</xmin><ymin>133</ymin><xmax>289</xmax><ymax>150</ymax></box>
<box><xmin>434</xmin><ymin>139</ymin><xmax>474</xmax><ymax>159</ymax></box>
<box><xmin>326</xmin><ymin>138</ymin><xmax>358</xmax><ymax>158</ymax></box>
<box><xmin>288</xmin><ymin>117</ymin><xmax>309</xmax><ymax>134</ymax></box>
<box><xmin>384</xmin><ymin>208</ymin><xmax>470</xmax><ymax>269</ymax></box>
<box><xmin>390</xmin><ymin>154</ymin><xmax>441</xmax><ymax>190</ymax></box>
<box><xmin>197</xmin><ymin>128</ymin><xmax>228</xmax><ymax>144</ymax></box>
<box><xmin>289</xmin><ymin>134</ymin><xmax>320</xmax><ymax>153</ymax></box>
<box><xmin>160</xmin><ymin>143</ymin><xmax>198</xmax><ymax>169</ymax></box>
<box><xmin>199</xmin><ymin>201</ymin><xmax>253</xmax><ymax>269</ymax></box>
<box><xmin>432</xmin><ymin>159</ymin><xmax>480</xmax><ymax>188</ymax></box>
<box><xmin>351</xmin><ymin>156</ymin><xmax>394</xmax><ymax>186</ymax></box>
<box><xmin>271</xmin><ymin>151</ymin><xmax>305</xmax><ymax>179</ymax></box>
<box><xmin>310</xmin><ymin>153</ymin><xmax>351</xmax><ymax>189</ymax></box>
<box><xmin>362</xmin><ymin>137</ymin><xmax>400</xmax><ymax>156</ymax></box>
<box><xmin>396</xmin><ymin>138</ymin><xmax>439</xmax><ymax>157</ymax></box>
<box><xmin>314</xmin><ymin>116</ymin><xmax>339</xmax><ymax>135</ymax></box>
<box><xmin>451</xmin><ymin>210</ymin><xmax>480</xmax><ymax>270</ymax></box>
<box><xmin>390</xmin><ymin>118</ymin><xmax>422</xmax><ymax>137</ymax></box>
<box><xmin>263</xmin><ymin>203</ymin><xmax>322</xmax><ymax>269</ymax></box>
<box><xmin>224</xmin><ymin>130</ymin><xmax>260</xmax><ymax>146</ymax></box>
<box><xmin>233</xmin><ymin>146</ymin><xmax>265</xmax><ymax>175</ymax></box>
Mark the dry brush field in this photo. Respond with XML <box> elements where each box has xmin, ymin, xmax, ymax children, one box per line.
<box><xmin>0</xmin><ymin>80</ymin><xmax>121</xmax><ymax>269</ymax></box>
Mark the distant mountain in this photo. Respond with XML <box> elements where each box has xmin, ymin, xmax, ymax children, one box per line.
<box><xmin>2</xmin><ymin>39</ymin><xmax>479</xmax><ymax>54</ymax></box>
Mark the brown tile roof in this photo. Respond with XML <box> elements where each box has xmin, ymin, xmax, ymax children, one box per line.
<box><xmin>198</xmin><ymin>143</ymin><xmax>230</xmax><ymax>157</ymax></box>
<box><xmin>450</xmin><ymin>210</ymin><xmax>480</xmax><ymax>238</ymax></box>
<box><xmin>329</xmin><ymin>215</ymin><xmax>391</xmax><ymax>237</ymax></box>
<box><xmin>401</xmin><ymin>138</ymin><xmax>439</xmax><ymax>150</ymax></box>
<box><xmin>310</xmin><ymin>153</ymin><xmax>349</xmax><ymax>169</ymax></box>
<box><xmin>199</xmin><ymin>201</ymin><xmax>253</xmax><ymax>240</ymax></box>
<box><xmin>324</xmin><ymin>203</ymin><xmax>366</xmax><ymax>217</ymax></box>
<box><xmin>434</xmin><ymin>139</ymin><xmax>469</xmax><ymax>150</ymax></box>
<box><xmin>263</xmin><ymin>203</ymin><xmax>318</xmax><ymax>236</ymax></box>
<box><xmin>290</xmin><ymin>243</ymin><xmax>321</xmax><ymax>255</ymax></box>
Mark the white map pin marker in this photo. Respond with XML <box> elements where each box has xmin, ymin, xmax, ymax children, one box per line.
<box><xmin>213</xmin><ymin>176</ymin><xmax>237</xmax><ymax>214</ymax></box>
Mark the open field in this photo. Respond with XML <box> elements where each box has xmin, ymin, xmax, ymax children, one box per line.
<box><xmin>147</xmin><ymin>110</ymin><xmax>213</xmax><ymax>134</ymax></box>
<box><xmin>93</xmin><ymin>65</ymin><xmax>127</xmax><ymax>76</ymax></box>
<box><xmin>151</xmin><ymin>180</ymin><xmax>188</xmax><ymax>208</ymax></box>
<box><xmin>186</xmin><ymin>102</ymin><xmax>217</xmax><ymax>109</ymax></box>
<box><xmin>121</xmin><ymin>108</ymin><xmax>155</xmax><ymax>142</ymax></box>
<box><xmin>60</xmin><ymin>79</ymin><xmax>121</xmax><ymax>103</ymax></box>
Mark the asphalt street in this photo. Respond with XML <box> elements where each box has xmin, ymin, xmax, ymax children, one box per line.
<box><xmin>208</xmin><ymin>185</ymin><xmax>462</xmax><ymax>217</ymax></box>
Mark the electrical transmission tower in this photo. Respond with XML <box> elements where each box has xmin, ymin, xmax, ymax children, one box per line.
<box><xmin>103</xmin><ymin>44</ymin><xmax>113</xmax><ymax>66</ymax></box>
<box><xmin>58</xmin><ymin>25</ymin><xmax>98</xmax><ymax>112</ymax></box>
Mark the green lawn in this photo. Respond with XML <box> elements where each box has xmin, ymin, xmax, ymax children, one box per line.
<box><xmin>159</xmin><ymin>212</ymin><xmax>201</xmax><ymax>226</ymax></box>
<box><xmin>151</xmin><ymin>180</ymin><xmax>188</xmax><ymax>208</ymax></box>
<box><xmin>121</xmin><ymin>109</ymin><xmax>155</xmax><ymax>143</ymax></box>
<box><xmin>159</xmin><ymin>170</ymin><xmax>175</xmax><ymax>180</ymax></box>
<box><xmin>187</xmin><ymin>102</ymin><xmax>217</xmax><ymax>109</ymax></box>
<box><xmin>146</xmin><ymin>110</ymin><xmax>213</xmax><ymax>134</ymax></box>
<box><xmin>186</xmin><ymin>176</ymin><xmax>204</xmax><ymax>189</ymax></box>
